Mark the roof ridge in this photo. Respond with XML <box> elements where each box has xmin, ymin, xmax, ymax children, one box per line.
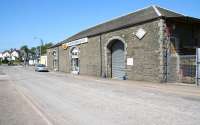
<box><xmin>154</xmin><ymin>5</ymin><xmax>185</xmax><ymax>16</ymax></box>
<box><xmin>86</xmin><ymin>5</ymin><xmax>154</xmax><ymax>29</ymax></box>
<box><xmin>152</xmin><ymin>5</ymin><xmax>162</xmax><ymax>16</ymax></box>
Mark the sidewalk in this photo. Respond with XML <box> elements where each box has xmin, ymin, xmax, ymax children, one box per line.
<box><xmin>48</xmin><ymin>71</ymin><xmax>200</xmax><ymax>98</ymax></box>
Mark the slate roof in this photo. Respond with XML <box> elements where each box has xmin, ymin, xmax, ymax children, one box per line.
<box><xmin>49</xmin><ymin>42</ymin><xmax>62</xmax><ymax>49</ymax></box>
<box><xmin>2</xmin><ymin>49</ymin><xmax>20</xmax><ymax>54</ymax></box>
<box><xmin>11</xmin><ymin>49</ymin><xmax>20</xmax><ymax>54</ymax></box>
<box><xmin>49</xmin><ymin>5</ymin><xmax>198</xmax><ymax>48</ymax></box>
<box><xmin>2</xmin><ymin>50</ymin><xmax>10</xmax><ymax>54</ymax></box>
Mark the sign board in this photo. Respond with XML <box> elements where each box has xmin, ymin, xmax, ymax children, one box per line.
<box><xmin>67</xmin><ymin>37</ymin><xmax>88</xmax><ymax>47</ymax></box>
<box><xmin>71</xmin><ymin>55</ymin><xmax>79</xmax><ymax>59</ymax></box>
<box><xmin>127</xmin><ymin>58</ymin><xmax>134</xmax><ymax>66</ymax></box>
<box><xmin>136</xmin><ymin>28</ymin><xmax>146</xmax><ymax>40</ymax></box>
<box><xmin>62</xmin><ymin>44</ymin><xmax>68</xmax><ymax>50</ymax></box>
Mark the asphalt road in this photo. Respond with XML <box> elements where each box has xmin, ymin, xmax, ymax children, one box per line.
<box><xmin>1</xmin><ymin>65</ymin><xmax>200</xmax><ymax>125</ymax></box>
<box><xmin>0</xmin><ymin>67</ymin><xmax>48</xmax><ymax>125</ymax></box>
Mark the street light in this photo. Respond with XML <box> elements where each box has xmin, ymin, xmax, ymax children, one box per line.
<box><xmin>33</xmin><ymin>37</ymin><xmax>44</xmax><ymax>64</ymax></box>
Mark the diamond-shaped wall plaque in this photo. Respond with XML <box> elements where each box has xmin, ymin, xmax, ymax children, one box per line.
<box><xmin>135</xmin><ymin>28</ymin><xmax>146</xmax><ymax>40</ymax></box>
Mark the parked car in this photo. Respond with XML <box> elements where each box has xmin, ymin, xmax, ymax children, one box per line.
<box><xmin>35</xmin><ymin>64</ymin><xmax>48</xmax><ymax>72</ymax></box>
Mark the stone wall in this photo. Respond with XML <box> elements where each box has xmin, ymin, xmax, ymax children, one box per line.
<box><xmin>48</xmin><ymin>19</ymin><xmax>164</xmax><ymax>82</ymax></box>
<box><xmin>100</xmin><ymin>19</ymin><xmax>161</xmax><ymax>82</ymax></box>
<box><xmin>46</xmin><ymin>19</ymin><xmax>200</xmax><ymax>83</ymax></box>
<box><xmin>58</xmin><ymin>46</ymin><xmax>70</xmax><ymax>73</ymax></box>
<box><xmin>47</xmin><ymin>47</ymin><xmax>59</xmax><ymax>71</ymax></box>
<box><xmin>47</xmin><ymin>48</ymin><xmax>54</xmax><ymax>71</ymax></box>
<box><xmin>77</xmin><ymin>36</ymin><xmax>101</xmax><ymax>76</ymax></box>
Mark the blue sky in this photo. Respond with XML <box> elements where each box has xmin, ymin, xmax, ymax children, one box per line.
<box><xmin>0</xmin><ymin>0</ymin><xmax>200</xmax><ymax>51</ymax></box>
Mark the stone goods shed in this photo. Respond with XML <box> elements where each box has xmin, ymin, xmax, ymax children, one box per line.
<box><xmin>47</xmin><ymin>6</ymin><xmax>200</xmax><ymax>83</ymax></box>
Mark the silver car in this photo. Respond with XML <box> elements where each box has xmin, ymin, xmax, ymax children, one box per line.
<box><xmin>35</xmin><ymin>64</ymin><xmax>48</xmax><ymax>72</ymax></box>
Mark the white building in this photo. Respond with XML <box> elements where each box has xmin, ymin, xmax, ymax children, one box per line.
<box><xmin>1</xmin><ymin>49</ymin><xmax>20</xmax><ymax>61</ymax></box>
<box><xmin>40</xmin><ymin>55</ymin><xmax>47</xmax><ymax>66</ymax></box>
<box><xmin>10</xmin><ymin>50</ymin><xmax>20</xmax><ymax>60</ymax></box>
<box><xmin>0</xmin><ymin>52</ymin><xmax>2</xmax><ymax>59</ymax></box>
<box><xmin>2</xmin><ymin>51</ymin><xmax>10</xmax><ymax>60</ymax></box>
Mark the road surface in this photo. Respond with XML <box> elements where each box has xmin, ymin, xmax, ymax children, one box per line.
<box><xmin>0</xmin><ymin>65</ymin><xmax>200</xmax><ymax>125</ymax></box>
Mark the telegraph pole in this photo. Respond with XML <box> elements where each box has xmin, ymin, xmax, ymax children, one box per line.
<box><xmin>34</xmin><ymin>37</ymin><xmax>44</xmax><ymax>64</ymax></box>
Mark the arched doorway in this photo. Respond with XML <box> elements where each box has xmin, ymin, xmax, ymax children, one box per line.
<box><xmin>106</xmin><ymin>39</ymin><xmax>126</xmax><ymax>80</ymax></box>
<box><xmin>70</xmin><ymin>47</ymin><xmax>80</xmax><ymax>74</ymax></box>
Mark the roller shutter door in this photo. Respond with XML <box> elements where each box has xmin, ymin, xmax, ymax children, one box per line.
<box><xmin>111</xmin><ymin>41</ymin><xmax>125</xmax><ymax>80</ymax></box>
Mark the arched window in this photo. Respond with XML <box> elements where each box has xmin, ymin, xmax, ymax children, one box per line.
<box><xmin>70</xmin><ymin>47</ymin><xmax>80</xmax><ymax>74</ymax></box>
<box><xmin>71</xmin><ymin>47</ymin><xmax>79</xmax><ymax>58</ymax></box>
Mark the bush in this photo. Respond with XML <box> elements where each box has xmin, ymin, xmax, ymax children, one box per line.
<box><xmin>2</xmin><ymin>59</ymin><xmax>9</xmax><ymax>64</ymax></box>
<box><xmin>14</xmin><ymin>58</ymin><xmax>21</xmax><ymax>64</ymax></box>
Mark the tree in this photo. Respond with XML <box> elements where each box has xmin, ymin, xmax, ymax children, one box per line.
<box><xmin>20</xmin><ymin>45</ymin><xmax>29</xmax><ymax>65</ymax></box>
<box><xmin>41</xmin><ymin>42</ymin><xmax>53</xmax><ymax>55</ymax></box>
<box><xmin>30</xmin><ymin>47</ymin><xmax>36</xmax><ymax>55</ymax></box>
<box><xmin>19</xmin><ymin>42</ymin><xmax>54</xmax><ymax>65</ymax></box>
<box><xmin>20</xmin><ymin>45</ymin><xmax>29</xmax><ymax>55</ymax></box>
<box><xmin>30</xmin><ymin>47</ymin><xmax>37</xmax><ymax>59</ymax></box>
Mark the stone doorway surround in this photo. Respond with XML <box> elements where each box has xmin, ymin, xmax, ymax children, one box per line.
<box><xmin>104</xmin><ymin>36</ymin><xmax>128</xmax><ymax>78</ymax></box>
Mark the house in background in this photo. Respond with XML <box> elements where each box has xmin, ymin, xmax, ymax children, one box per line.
<box><xmin>47</xmin><ymin>5</ymin><xmax>200</xmax><ymax>84</ymax></box>
<box><xmin>0</xmin><ymin>52</ymin><xmax>2</xmax><ymax>59</ymax></box>
<box><xmin>10</xmin><ymin>49</ymin><xmax>20</xmax><ymax>61</ymax></box>
<box><xmin>2</xmin><ymin>50</ymin><xmax>11</xmax><ymax>60</ymax></box>
<box><xmin>28</xmin><ymin>59</ymin><xmax>37</xmax><ymax>66</ymax></box>
<box><xmin>0</xmin><ymin>52</ymin><xmax>2</xmax><ymax>63</ymax></box>
<box><xmin>1</xmin><ymin>49</ymin><xmax>20</xmax><ymax>61</ymax></box>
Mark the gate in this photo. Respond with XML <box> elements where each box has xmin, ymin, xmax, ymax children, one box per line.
<box><xmin>179</xmin><ymin>55</ymin><xmax>196</xmax><ymax>84</ymax></box>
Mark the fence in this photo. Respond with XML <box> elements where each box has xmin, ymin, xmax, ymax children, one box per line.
<box><xmin>179</xmin><ymin>55</ymin><xmax>196</xmax><ymax>84</ymax></box>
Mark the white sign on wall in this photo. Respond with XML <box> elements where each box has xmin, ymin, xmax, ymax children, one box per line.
<box><xmin>67</xmin><ymin>37</ymin><xmax>88</xmax><ymax>47</ymax></box>
<box><xmin>127</xmin><ymin>58</ymin><xmax>134</xmax><ymax>66</ymax></box>
<box><xmin>135</xmin><ymin>28</ymin><xmax>146</xmax><ymax>40</ymax></box>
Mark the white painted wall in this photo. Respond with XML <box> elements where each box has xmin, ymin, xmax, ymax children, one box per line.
<box><xmin>40</xmin><ymin>56</ymin><xmax>48</xmax><ymax>66</ymax></box>
<box><xmin>11</xmin><ymin>51</ymin><xmax>19</xmax><ymax>58</ymax></box>
<box><xmin>2</xmin><ymin>52</ymin><xmax>10</xmax><ymax>58</ymax></box>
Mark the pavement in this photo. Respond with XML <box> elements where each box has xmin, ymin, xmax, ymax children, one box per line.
<box><xmin>0</xmin><ymin>65</ymin><xmax>200</xmax><ymax>125</ymax></box>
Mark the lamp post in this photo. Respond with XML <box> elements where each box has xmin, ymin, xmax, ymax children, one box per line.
<box><xmin>34</xmin><ymin>37</ymin><xmax>44</xmax><ymax>64</ymax></box>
